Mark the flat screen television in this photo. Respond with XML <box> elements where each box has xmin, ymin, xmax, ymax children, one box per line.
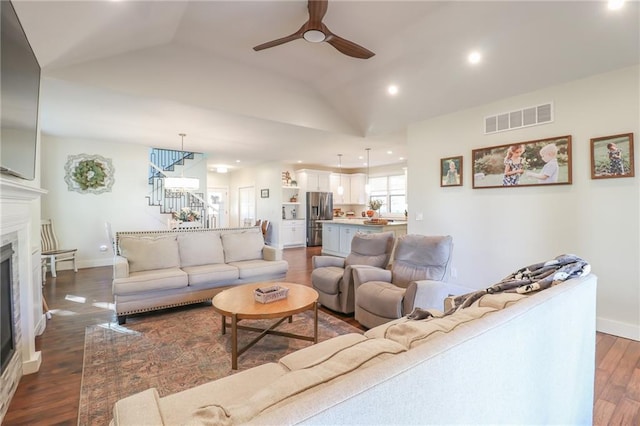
<box><xmin>1</xmin><ymin>1</ymin><xmax>41</xmax><ymax>181</ymax></box>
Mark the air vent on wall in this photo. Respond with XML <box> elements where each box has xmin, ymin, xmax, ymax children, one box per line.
<box><xmin>484</xmin><ymin>102</ymin><xmax>553</xmax><ymax>134</ymax></box>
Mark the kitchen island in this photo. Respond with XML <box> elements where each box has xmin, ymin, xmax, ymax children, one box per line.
<box><xmin>318</xmin><ymin>219</ymin><xmax>407</xmax><ymax>257</ymax></box>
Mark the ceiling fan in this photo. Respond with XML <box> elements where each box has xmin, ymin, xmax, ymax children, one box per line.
<box><xmin>253</xmin><ymin>0</ymin><xmax>375</xmax><ymax>59</ymax></box>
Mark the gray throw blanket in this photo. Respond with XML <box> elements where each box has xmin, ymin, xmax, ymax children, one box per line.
<box><xmin>408</xmin><ymin>254</ymin><xmax>590</xmax><ymax>320</ymax></box>
<box><xmin>446</xmin><ymin>254</ymin><xmax>590</xmax><ymax>314</ymax></box>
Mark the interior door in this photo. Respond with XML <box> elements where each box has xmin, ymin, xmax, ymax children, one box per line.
<box><xmin>238</xmin><ymin>186</ymin><xmax>255</xmax><ymax>227</ymax></box>
<box><xmin>207</xmin><ymin>187</ymin><xmax>228</xmax><ymax>228</ymax></box>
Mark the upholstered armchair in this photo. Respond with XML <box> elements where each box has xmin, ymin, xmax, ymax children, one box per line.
<box><xmin>311</xmin><ymin>231</ymin><xmax>395</xmax><ymax>314</ymax></box>
<box><xmin>353</xmin><ymin>234</ymin><xmax>469</xmax><ymax>329</ymax></box>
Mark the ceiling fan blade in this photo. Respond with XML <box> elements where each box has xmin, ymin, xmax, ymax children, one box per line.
<box><xmin>325</xmin><ymin>32</ymin><xmax>375</xmax><ymax>59</ymax></box>
<box><xmin>307</xmin><ymin>0</ymin><xmax>328</xmax><ymax>26</ymax></box>
<box><xmin>253</xmin><ymin>30</ymin><xmax>304</xmax><ymax>51</ymax></box>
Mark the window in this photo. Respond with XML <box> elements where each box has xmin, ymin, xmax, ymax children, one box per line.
<box><xmin>368</xmin><ymin>174</ymin><xmax>406</xmax><ymax>217</ymax></box>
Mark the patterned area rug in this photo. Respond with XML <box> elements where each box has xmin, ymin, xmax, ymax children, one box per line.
<box><xmin>78</xmin><ymin>303</ymin><xmax>361</xmax><ymax>425</ymax></box>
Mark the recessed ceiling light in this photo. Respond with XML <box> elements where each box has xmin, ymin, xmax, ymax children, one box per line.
<box><xmin>468</xmin><ymin>51</ymin><xmax>481</xmax><ymax>65</ymax></box>
<box><xmin>358</xmin><ymin>156</ymin><xmax>364</xmax><ymax>160</ymax></box>
<box><xmin>387</xmin><ymin>85</ymin><xmax>399</xmax><ymax>95</ymax></box>
<box><xmin>297</xmin><ymin>160</ymin><xmax>302</xmax><ymax>163</ymax></box>
<box><xmin>235</xmin><ymin>160</ymin><xmax>241</xmax><ymax>163</ymax></box>
<box><xmin>399</xmin><ymin>157</ymin><xmax>405</xmax><ymax>161</ymax></box>
<box><xmin>217</xmin><ymin>167</ymin><xmax>228</xmax><ymax>173</ymax></box>
<box><xmin>608</xmin><ymin>0</ymin><xmax>625</xmax><ymax>10</ymax></box>
<box><xmin>387</xmin><ymin>150</ymin><xmax>393</xmax><ymax>155</ymax></box>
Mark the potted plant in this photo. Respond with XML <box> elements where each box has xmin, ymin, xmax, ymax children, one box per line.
<box><xmin>172</xmin><ymin>207</ymin><xmax>201</xmax><ymax>228</ymax></box>
<box><xmin>367</xmin><ymin>199</ymin><xmax>384</xmax><ymax>219</ymax></box>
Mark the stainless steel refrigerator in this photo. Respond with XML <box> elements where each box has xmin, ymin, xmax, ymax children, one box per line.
<box><xmin>306</xmin><ymin>191</ymin><xmax>333</xmax><ymax>246</ymax></box>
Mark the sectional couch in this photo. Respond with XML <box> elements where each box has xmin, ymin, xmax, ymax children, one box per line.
<box><xmin>111</xmin><ymin>271</ymin><xmax>597</xmax><ymax>425</ymax></box>
<box><xmin>112</xmin><ymin>226</ymin><xmax>288</xmax><ymax>324</ymax></box>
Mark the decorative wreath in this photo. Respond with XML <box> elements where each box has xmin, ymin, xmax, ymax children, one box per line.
<box><xmin>72</xmin><ymin>159</ymin><xmax>106</xmax><ymax>190</ymax></box>
<box><xmin>64</xmin><ymin>154</ymin><xmax>115</xmax><ymax>194</ymax></box>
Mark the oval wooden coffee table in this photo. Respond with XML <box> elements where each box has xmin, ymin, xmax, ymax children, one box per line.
<box><xmin>212</xmin><ymin>282</ymin><xmax>319</xmax><ymax>369</ymax></box>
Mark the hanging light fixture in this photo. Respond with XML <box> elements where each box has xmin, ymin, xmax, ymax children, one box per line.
<box><xmin>365</xmin><ymin>148</ymin><xmax>371</xmax><ymax>194</ymax></box>
<box><xmin>164</xmin><ymin>133</ymin><xmax>200</xmax><ymax>191</ymax></box>
<box><xmin>337</xmin><ymin>154</ymin><xmax>344</xmax><ymax>195</ymax></box>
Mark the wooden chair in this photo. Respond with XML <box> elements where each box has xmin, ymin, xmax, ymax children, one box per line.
<box><xmin>41</xmin><ymin>219</ymin><xmax>77</xmax><ymax>278</ymax></box>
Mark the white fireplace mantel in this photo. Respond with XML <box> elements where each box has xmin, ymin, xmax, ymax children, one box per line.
<box><xmin>0</xmin><ymin>177</ymin><xmax>47</xmax><ymax>201</ymax></box>
<box><xmin>0</xmin><ymin>176</ymin><xmax>47</xmax><ymax>377</ymax></box>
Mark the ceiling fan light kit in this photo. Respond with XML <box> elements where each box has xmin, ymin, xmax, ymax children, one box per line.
<box><xmin>253</xmin><ymin>0</ymin><xmax>374</xmax><ymax>59</ymax></box>
<box><xmin>303</xmin><ymin>29</ymin><xmax>325</xmax><ymax>43</ymax></box>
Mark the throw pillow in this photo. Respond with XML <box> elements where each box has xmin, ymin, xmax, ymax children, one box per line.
<box><xmin>119</xmin><ymin>235</ymin><xmax>180</xmax><ymax>273</ymax></box>
<box><xmin>178</xmin><ymin>232</ymin><xmax>225</xmax><ymax>267</ymax></box>
<box><xmin>222</xmin><ymin>231</ymin><xmax>264</xmax><ymax>263</ymax></box>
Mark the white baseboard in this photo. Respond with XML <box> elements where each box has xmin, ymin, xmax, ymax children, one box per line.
<box><xmin>22</xmin><ymin>351</ymin><xmax>42</xmax><ymax>375</ymax></box>
<box><xmin>52</xmin><ymin>258</ymin><xmax>113</xmax><ymax>272</ymax></box>
<box><xmin>597</xmin><ymin>316</ymin><xmax>640</xmax><ymax>341</ymax></box>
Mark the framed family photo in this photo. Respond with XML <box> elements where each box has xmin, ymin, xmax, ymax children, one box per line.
<box><xmin>472</xmin><ymin>135</ymin><xmax>572</xmax><ymax>189</ymax></box>
<box><xmin>441</xmin><ymin>156</ymin><xmax>463</xmax><ymax>187</ymax></box>
<box><xmin>590</xmin><ymin>133</ymin><xmax>634</xmax><ymax>179</ymax></box>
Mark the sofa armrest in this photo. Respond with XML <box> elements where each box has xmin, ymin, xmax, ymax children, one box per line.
<box><xmin>312</xmin><ymin>255</ymin><xmax>346</xmax><ymax>269</ymax></box>
<box><xmin>351</xmin><ymin>265</ymin><xmax>392</xmax><ymax>292</ymax></box>
<box><xmin>263</xmin><ymin>245</ymin><xmax>282</xmax><ymax>261</ymax></box>
<box><xmin>112</xmin><ymin>388</ymin><xmax>164</xmax><ymax>425</ymax></box>
<box><xmin>405</xmin><ymin>280</ymin><xmax>475</xmax><ymax>313</ymax></box>
<box><xmin>113</xmin><ymin>255</ymin><xmax>130</xmax><ymax>279</ymax></box>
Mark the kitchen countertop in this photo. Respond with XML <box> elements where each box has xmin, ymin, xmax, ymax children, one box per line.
<box><xmin>317</xmin><ymin>219</ymin><xmax>407</xmax><ymax>226</ymax></box>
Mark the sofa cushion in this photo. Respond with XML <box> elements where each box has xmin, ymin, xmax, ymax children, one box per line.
<box><xmin>365</xmin><ymin>292</ymin><xmax>528</xmax><ymax>349</ymax></box>
<box><xmin>177</xmin><ymin>232</ymin><xmax>225</xmax><ymax>267</ymax></box>
<box><xmin>279</xmin><ymin>333</ymin><xmax>367</xmax><ymax>371</ymax></box>
<box><xmin>181</xmin><ymin>264</ymin><xmax>239</xmax><ymax>286</ymax></box>
<box><xmin>119</xmin><ymin>235</ymin><xmax>181</xmax><ymax>273</ymax></box>
<box><xmin>229</xmin><ymin>259</ymin><xmax>288</xmax><ymax>280</ymax></box>
<box><xmin>112</xmin><ymin>267</ymin><xmax>188</xmax><ymax>295</ymax></box>
<box><xmin>222</xmin><ymin>231</ymin><xmax>265</xmax><ymax>263</ymax></box>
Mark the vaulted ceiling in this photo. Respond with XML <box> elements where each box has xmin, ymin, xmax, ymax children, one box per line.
<box><xmin>13</xmin><ymin>0</ymin><xmax>640</xmax><ymax>171</ymax></box>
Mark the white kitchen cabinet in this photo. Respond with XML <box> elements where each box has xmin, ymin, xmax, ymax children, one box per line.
<box><xmin>281</xmin><ymin>220</ymin><xmax>306</xmax><ymax>247</ymax></box>
<box><xmin>349</xmin><ymin>173</ymin><xmax>367</xmax><ymax>205</ymax></box>
<box><xmin>330</xmin><ymin>173</ymin><xmax>351</xmax><ymax>205</ymax></box>
<box><xmin>323</xmin><ymin>223</ymin><xmax>340</xmax><ymax>253</ymax></box>
<box><xmin>339</xmin><ymin>226</ymin><xmax>355</xmax><ymax>254</ymax></box>
<box><xmin>296</xmin><ymin>169</ymin><xmax>331</xmax><ymax>192</ymax></box>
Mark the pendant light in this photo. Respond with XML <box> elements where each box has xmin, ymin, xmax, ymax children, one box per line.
<box><xmin>164</xmin><ymin>133</ymin><xmax>200</xmax><ymax>191</ymax></box>
<box><xmin>365</xmin><ymin>148</ymin><xmax>371</xmax><ymax>194</ymax></box>
<box><xmin>337</xmin><ymin>154</ymin><xmax>344</xmax><ymax>195</ymax></box>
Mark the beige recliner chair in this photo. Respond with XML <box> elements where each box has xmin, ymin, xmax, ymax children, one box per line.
<box><xmin>311</xmin><ymin>231</ymin><xmax>395</xmax><ymax>314</ymax></box>
<box><xmin>353</xmin><ymin>234</ymin><xmax>469</xmax><ymax>329</ymax></box>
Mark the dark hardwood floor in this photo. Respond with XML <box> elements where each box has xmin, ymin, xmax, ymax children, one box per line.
<box><xmin>3</xmin><ymin>246</ymin><xmax>639</xmax><ymax>425</ymax></box>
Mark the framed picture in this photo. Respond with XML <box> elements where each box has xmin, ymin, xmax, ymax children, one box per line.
<box><xmin>440</xmin><ymin>156</ymin><xmax>463</xmax><ymax>187</ymax></box>
<box><xmin>472</xmin><ymin>135</ymin><xmax>572</xmax><ymax>189</ymax></box>
<box><xmin>260</xmin><ymin>189</ymin><xmax>269</xmax><ymax>198</ymax></box>
<box><xmin>590</xmin><ymin>133</ymin><xmax>634</xmax><ymax>179</ymax></box>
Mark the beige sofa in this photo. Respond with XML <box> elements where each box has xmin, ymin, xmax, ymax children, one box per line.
<box><xmin>113</xmin><ymin>227</ymin><xmax>288</xmax><ymax>324</ymax></box>
<box><xmin>111</xmin><ymin>271</ymin><xmax>597</xmax><ymax>425</ymax></box>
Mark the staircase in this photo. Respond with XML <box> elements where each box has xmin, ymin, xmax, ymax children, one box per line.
<box><xmin>147</xmin><ymin>148</ymin><xmax>209</xmax><ymax>227</ymax></box>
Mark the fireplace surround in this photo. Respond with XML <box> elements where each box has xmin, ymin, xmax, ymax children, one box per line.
<box><xmin>1</xmin><ymin>243</ymin><xmax>15</xmax><ymax>375</ymax></box>
<box><xmin>0</xmin><ymin>177</ymin><xmax>47</xmax><ymax>422</ymax></box>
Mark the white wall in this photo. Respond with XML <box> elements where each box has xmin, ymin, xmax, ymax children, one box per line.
<box><xmin>227</xmin><ymin>162</ymin><xmax>283</xmax><ymax>244</ymax></box>
<box><xmin>41</xmin><ymin>136</ymin><xmax>168</xmax><ymax>268</ymax></box>
<box><xmin>407</xmin><ymin>66</ymin><xmax>640</xmax><ymax>340</ymax></box>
